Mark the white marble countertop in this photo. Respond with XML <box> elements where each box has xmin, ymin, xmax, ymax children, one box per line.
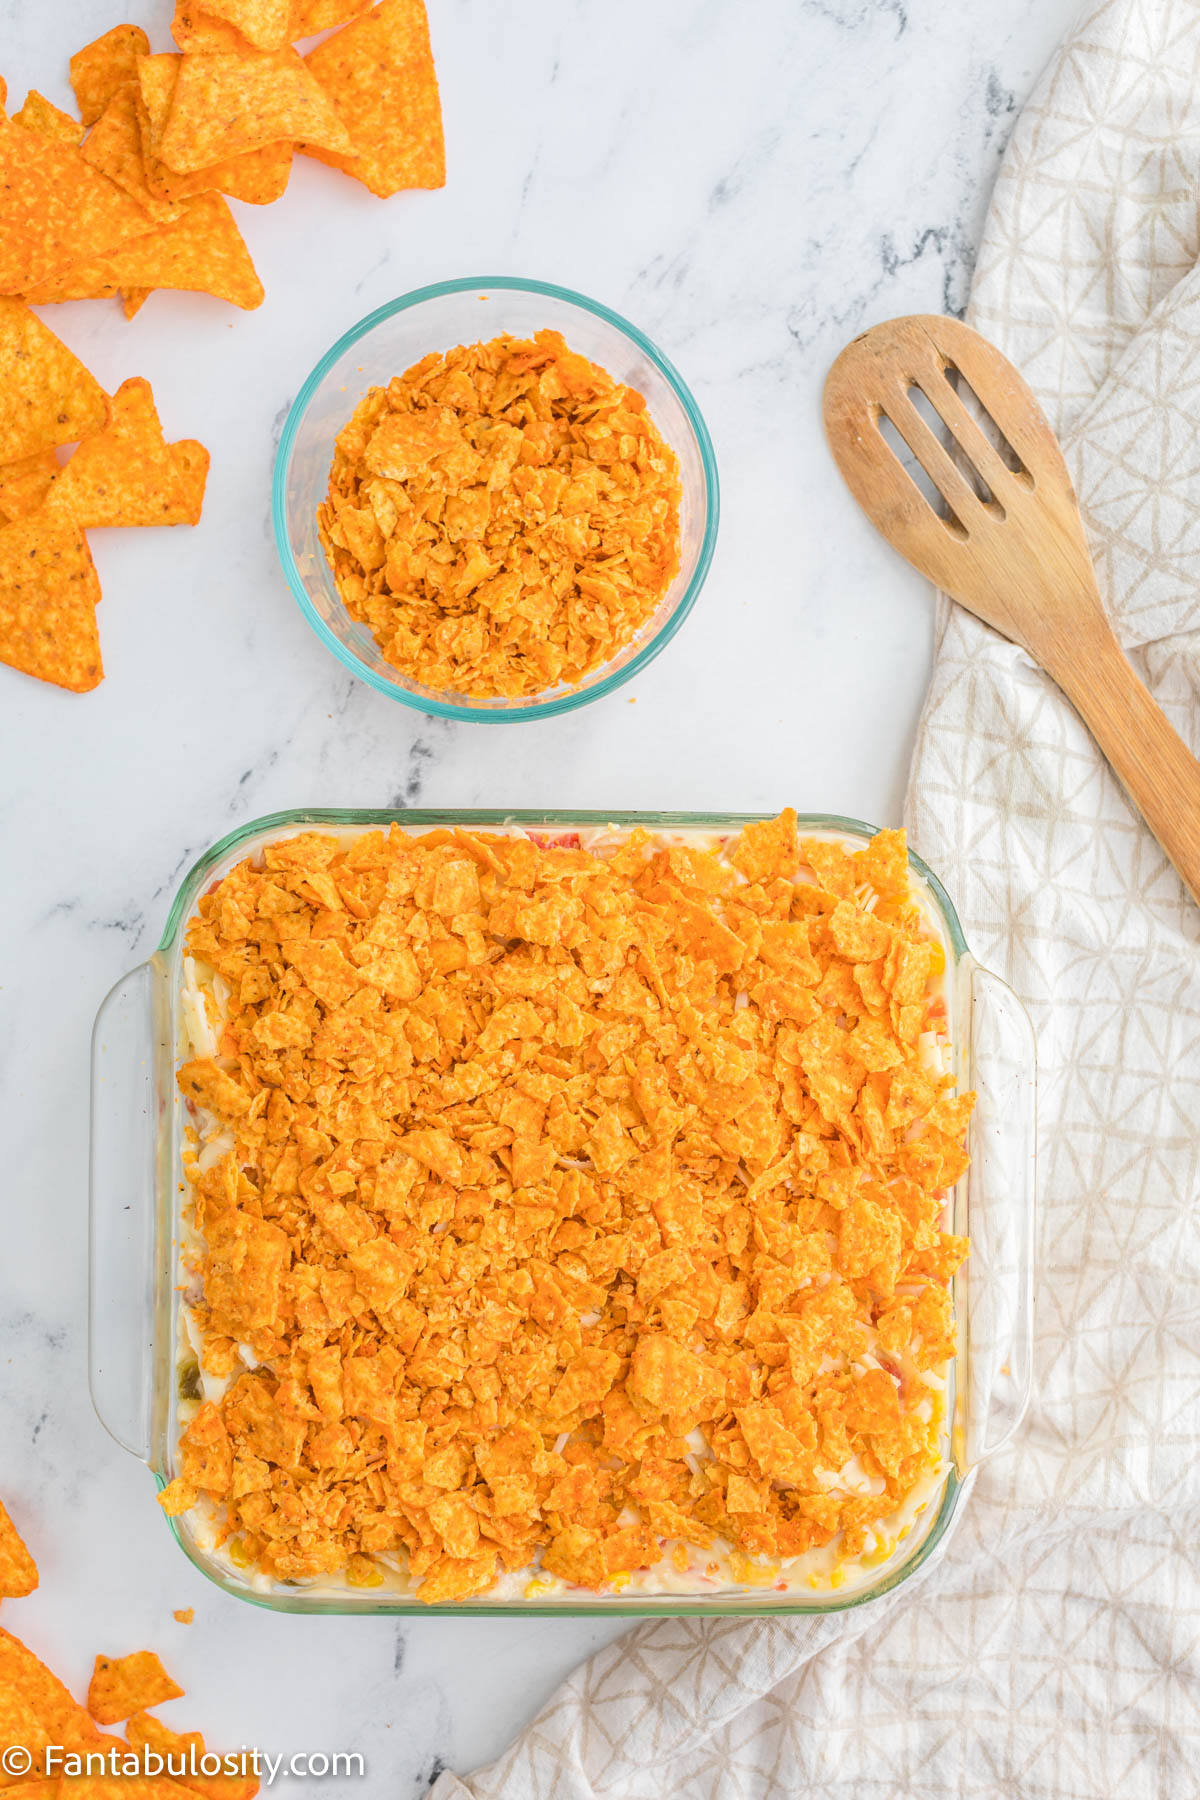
<box><xmin>0</xmin><ymin>0</ymin><xmax>1080</xmax><ymax>1789</ymax></box>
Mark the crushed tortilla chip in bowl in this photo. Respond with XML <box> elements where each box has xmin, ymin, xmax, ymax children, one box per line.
<box><xmin>91</xmin><ymin>809</ymin><xmax>1037</xmax><ymax>1615</ymax></box>
<box><xmin>273</xmin><ymin>278</ymin><xmax>719</xmax><ymax>721</ymax></box>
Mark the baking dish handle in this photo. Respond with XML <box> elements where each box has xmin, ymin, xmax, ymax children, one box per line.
<box><xmin>89</xmin><ymin>961</ymin><xmax>158</xmax><ymax>1462</ymax></box>
<box><xmin>961</xmin><ymin>960</ymin><xmax>1037</xmax><ymax>1470</ymax></box>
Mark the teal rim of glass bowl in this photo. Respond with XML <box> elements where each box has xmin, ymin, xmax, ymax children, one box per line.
<box><xmin>271</xmin><ymin>276</ymin><xmax>721</xmax><ymax>724</ymax></box>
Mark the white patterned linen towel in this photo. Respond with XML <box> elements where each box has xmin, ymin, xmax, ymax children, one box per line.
<box><xmin>433</xmin><ymin>2</ymin><xmax>1200</xmax><ymax>1792</ymax></box>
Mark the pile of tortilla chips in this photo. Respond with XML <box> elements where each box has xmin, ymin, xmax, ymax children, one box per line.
<box><xmin>163</xmin><ymin>814</ymin><xmax>971</xmax><ymax>1604</ymax></box>
<box><xmin>0</xmin><ymin>303</ymin><xmax>209</xmax><ymax>691</ymax></box>
<box><xmin>0</xmin><ymin>1498</ymin><xmax>258</xmax><ymax>1795</ymax></box>
<box><xmin>319</xmin><ymin>330</ymin><xmax>683</xmax><ymax>699</ymax></box>
<box><xmin>1</xmin><ymin>1</ymin><xmax>443</xmax><ymax>320</ymax></box>
<box><xmin>0</xmin><ymin>1</ymin><xmax>444</xmax><ymax>692</ymax></box>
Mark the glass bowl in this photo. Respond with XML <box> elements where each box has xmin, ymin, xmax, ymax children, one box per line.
<box><xmin>272</xmin><ymin>277</ymin><xmax>720</xmax><ymax>723</ymax></box>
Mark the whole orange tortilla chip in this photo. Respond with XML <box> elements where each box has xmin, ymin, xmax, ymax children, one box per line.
<box><xmin>176</xmin><ymin>0</ymin><xmax>291</xmax><ymax>51</ymax></box>
<box><xmin>135</xmin><ymin>54</ymin><xmax>293</xmax><ymax>207</ymax></box>
<box><xmin>0</xmin><ymin>1501</ymin><xmax>37</xmax><ymax>1597</ymax></box>
<box><xmin>0</xmin><ymin>1628</ymin><xmax>106</xmax><ymax>1752</ymax></box>
<box><xmin>304</xmin><ymin>0</ymin><xmax>444</xmax><ymax>196</ymax></box>
<box><xmin>159</xmin><ymin>47</ymin><xmax>354</xmax><ymax>174</ymax></box>
<box><xmin>55</xmin><ymin>378</ymin><xmax>204</xmax><ymax>529</ymax></box>
<box><xmin>0</xmin><ymin>494</ymin><xmax>104</xmax><ymax>692</ymax></box>
<box><xmin>70</xmin><ymin>24</ymin><xmax>151</xmax><ymax>127</ymax></box>
<box><xmin>0</xmin><ymin>301</ymin><xmax>109</xmax><ymax>462</ymax></box>
<box><xmin>82</xmin><ymin>84</ymin><xmax>182</xmax><ymax>225</ymax></box>
<box><xmin>87</xmin><ymin>1651</ymin><xmax>184</xmax><ymax>1726</ymax></box>
<box><xmin>21</xmin><ymin>194</ymin><xmax>265</xmax><ymax>313</ymax></box>
<box><xmin>127</xmin><ymin>1712</ymin><xmax>259</xmax><ymax>1800</ymax></box>
<box><xmin>12</xmin><ymin>91</ymin><xmax>84</xmax><ymax>146</ymax></box>
<box><xmin>0</xmin><ymin>451</ymin><xmax>59</xmax><ymax>526</ymax></box>
<box><xmin>0</xmin><ymin>111</ymin><xmax>154</xmax><ymax>294</ymax></box>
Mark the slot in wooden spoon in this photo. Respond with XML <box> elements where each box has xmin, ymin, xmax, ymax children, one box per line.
<box><xmin>824</xmin><ymin>313</ymin><xmax>1200</xmax><ymax>908</ymax></box>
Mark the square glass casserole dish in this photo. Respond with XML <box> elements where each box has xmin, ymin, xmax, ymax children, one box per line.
<box><xmin>90</xmin><ymin>810</ymin><xmax>1036</xmax><ymax>1616</ymax></box>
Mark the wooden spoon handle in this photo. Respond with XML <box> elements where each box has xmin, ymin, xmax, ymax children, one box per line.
<box><xmin>1054</xmin><ymin>624</ymin><xmax>1200</xmax><ymax>905</ymax></box>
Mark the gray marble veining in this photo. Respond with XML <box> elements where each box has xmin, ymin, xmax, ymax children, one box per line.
<box><xmin>0</xmin><ymin>0</ymin><xmax>1078</xmax><ymax>1789</ymax></box>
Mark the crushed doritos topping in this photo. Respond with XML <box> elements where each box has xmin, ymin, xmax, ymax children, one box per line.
<box><xmin>318</xmin><ymin>330</ymin><xmax>683</xmax><ymax>699</ymax></box>
<box><xmin>165</xmin><ymin>816</ymin><xmax>970</xmax><ymax>1603</ymax></box>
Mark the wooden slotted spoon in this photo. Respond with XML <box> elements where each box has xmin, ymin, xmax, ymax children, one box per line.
<box><xmin>823</xmin><ymin>313</ymin><xmax>1200</xmax><ymax>908</ymax></box>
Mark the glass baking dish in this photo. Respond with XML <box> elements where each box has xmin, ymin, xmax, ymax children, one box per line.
<box><xmin>89</xmin><ymin>810</ymin><xmax>1036</xmax><ymax>1616</ymax></box>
